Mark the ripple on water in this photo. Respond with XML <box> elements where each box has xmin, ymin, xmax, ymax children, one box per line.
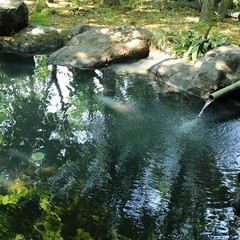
<box><xmin>204</xmin><ymin>207</ymin><xmax>238</xmax><ymax>239</ymax></box>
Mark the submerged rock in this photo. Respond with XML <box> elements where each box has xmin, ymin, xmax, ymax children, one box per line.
<box><xmin>149</xmin><ymin>46</ymin><xmax>240</xmax><ymax>99</ymax></box>
<box><xmin>0</xmin><ymin>0</ymin><xmax>28</xmax><ymax>36</ymax></box>
<box><xmin>47</xmin><ymin>26</ymin><xmax>152</xmax><ymax>68</ymax></box>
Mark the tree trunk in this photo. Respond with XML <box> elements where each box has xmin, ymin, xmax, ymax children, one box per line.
<box><xmin>218</xmin><ymin>0</ymin><xmax>233</xmax><ymax>20</ymax></box>
<box><xmin>199</xmin><ymin>0</ymin><xmax>216</xmax><ymax>22</ymax></box>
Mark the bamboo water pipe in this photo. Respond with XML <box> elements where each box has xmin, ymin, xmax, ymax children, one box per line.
<box><xmin>209</xmin><ymin>80</ymin><xmax>240</xmax><ymax>100</ymax></box>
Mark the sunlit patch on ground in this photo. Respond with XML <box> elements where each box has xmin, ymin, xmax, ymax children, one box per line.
<box><xmin>184</xmin><ymin>16</ymin><xmax>199</xmax><ymax>22</ymax></box>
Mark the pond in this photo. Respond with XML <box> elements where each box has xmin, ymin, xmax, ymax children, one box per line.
<box><xmin>0</xmin><ymin>53</ymin><xmax>240</xmax><ymax>239</ymax></box>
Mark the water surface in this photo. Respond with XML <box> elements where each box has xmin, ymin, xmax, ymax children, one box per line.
<box><xmin>0</xmin><ymin>54</ymin><xmax>240</xmax><ymax>239</ymax></box>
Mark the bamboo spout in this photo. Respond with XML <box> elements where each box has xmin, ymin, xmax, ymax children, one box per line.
<box><xmin>209</xmin><ymin>80</ymin><xmax>240</xmax><ymax>101</ymax></box>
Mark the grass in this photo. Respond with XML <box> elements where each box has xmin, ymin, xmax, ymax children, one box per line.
<box><xmin>25</xmin><ymin>0</ymin><xmax>240</xmax><ymax>47</ymax></box>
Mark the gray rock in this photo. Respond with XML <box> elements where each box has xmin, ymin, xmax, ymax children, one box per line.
<box><xmin>47</xmin><ymin>26</ymin><xmax>152</xmax><ymax>68</ymax></box>
<box><xmin>149</xmin><ymin>58</ymin><xmax>193</xmax><ymax>93</ymax></box>
<box><xmin>69</xmin><ymin>24</ymin><xmax>93</xmax><ymax>37</ymax></box>
<box><xmin>189</xmin><ymin>46</ymin><xmax>240</xmax><ymax>98</ymax></box>
<box><xmin>149</xmin><ymin>46</ymin><xmax>240</xmax><ymax>99</ymax></box>
<box><xmin>0</xmin><ymin>25</ymin><xmax>63</xmax><ymax>55</ymax></box>
<box><xmin>0</xmin><ymin>0</ymin><xmax>28</xmax><ymax>36</ymax></box>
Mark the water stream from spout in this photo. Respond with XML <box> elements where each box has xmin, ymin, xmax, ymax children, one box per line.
<box><xmin>198</xmin><ymin>99</ymin><xmax>213</xmax><ymax>117</ymax></box>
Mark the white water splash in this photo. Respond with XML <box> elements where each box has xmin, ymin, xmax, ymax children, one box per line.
<box><xmin>179</xmin><ymin>118</ymin><xmax>199</xmax><ymax>135</ymax></box>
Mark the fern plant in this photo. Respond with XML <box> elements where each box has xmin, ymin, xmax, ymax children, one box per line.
<box><xmin>171</xmin><ymin>25</ymin><xmax>230</xmax><ymax>60</ymax></box>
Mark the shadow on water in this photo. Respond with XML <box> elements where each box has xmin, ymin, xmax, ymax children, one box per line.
<box><xmin>0</xmin><ymin>52</ymin><xmax>35</xmax><ymax>77</ymax></box>
<box><xmin>0</xmin><ymin>55</ymin><xmax>240</xmax><ymax>239</ymax></box>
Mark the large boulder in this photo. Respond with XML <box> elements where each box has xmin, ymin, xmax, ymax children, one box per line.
<box><xmin>0</xmin><ymin>25</ymin><xmax>64</xmax><ymax>55</ymax></box>
<box><xmin>149</xmin><ymin>46</ymin><xmax>240</xmax><ymax>99</ymax></box>
<box><xmin>47</xmin><ymin>25</ymin><xmax>152</xmax><ymax>68</ymax></box>
<box><xmin>0</xmin><ymin>0</ymin><xmax>28</xmax><ymax>36</ymax></box>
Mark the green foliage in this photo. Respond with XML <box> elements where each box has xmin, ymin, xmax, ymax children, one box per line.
<box><xmin>171</xmin><ymin>25</ymin><xmax>230</xmax><ymax>60</ymax></box>
<box><xmin>151</xmin><ymin>29</ymin><xmax>175</xmax><ymax>52</ymax></box>
<box><xmin>34</xmin><ymin>195</ymin><xmax>64</xmax><ymax>240</ymax></box>
<box><xmin>233</xmin><ymin>0</ymin><xmax>240</xmax><ymax>9</ymax></box>
<box><xmin>152</xmin><ymin>24</ymin><xmax>231</xmax><ymax>60</ymax></box>
<box><xmin>0</xmin><ymin>185</ymin><xmax>30</xmax><ymax>205</ymax></box>
<box><xmin>31</xmin><ymin>0</ymin><xmax>51</xmax><ymax>26</ymax></box>
<box><xmin>31</xmin><ymin>8</ymin><xmax>51</xmax><ymax>26</ymax></box>
<box><xmin>0</xmin><ymin>183</ymin><xmax>65</xmax><ymax>239</ymax></box>
<box><xmin>71</xmin><ymin>0</ymin><xmax>82</xmax><ymax>8</ymax></box>
<box><xmin>119</xmin><ymin>0</ymin><xmax>174</xmax><ymax>9</ymax></box>
<box><xmin>15</xmin><ymin>234</ymin><xmax>25</xmax><ymax>240</ymax></box>
<box><xmin>75</xmin><ymin>229</ymin><xmax>94</xmax><ymax>240</ymax></box>
<box><xmin>157</xmin><ymin>0</ymin><xmax>175</xmax><ymax>10</ymax></box>
<box><xmin>34</xmin><ymin>0</ymin><xmax>48</xmax><ymax>13</ymax></box>
<box><xmin>123</xmin><ymin>0</ymin><xmax>141</xmax><ymax>8</ymax></box>
<box><xmin>102</xmin><ymin>0</ymin><xmax>121</xmax><ymax>7</ymax></box>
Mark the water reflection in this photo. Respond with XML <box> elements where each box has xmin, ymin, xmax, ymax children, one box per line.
<box><xmin>0</xmin><ymin>55</ymin><xmax>240</xmax><ymax>239</ymax></box>
<box><xmin>0</xmin><ymin>52</ymin><xmax>35</xmax><ymax>77</ymax></box>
